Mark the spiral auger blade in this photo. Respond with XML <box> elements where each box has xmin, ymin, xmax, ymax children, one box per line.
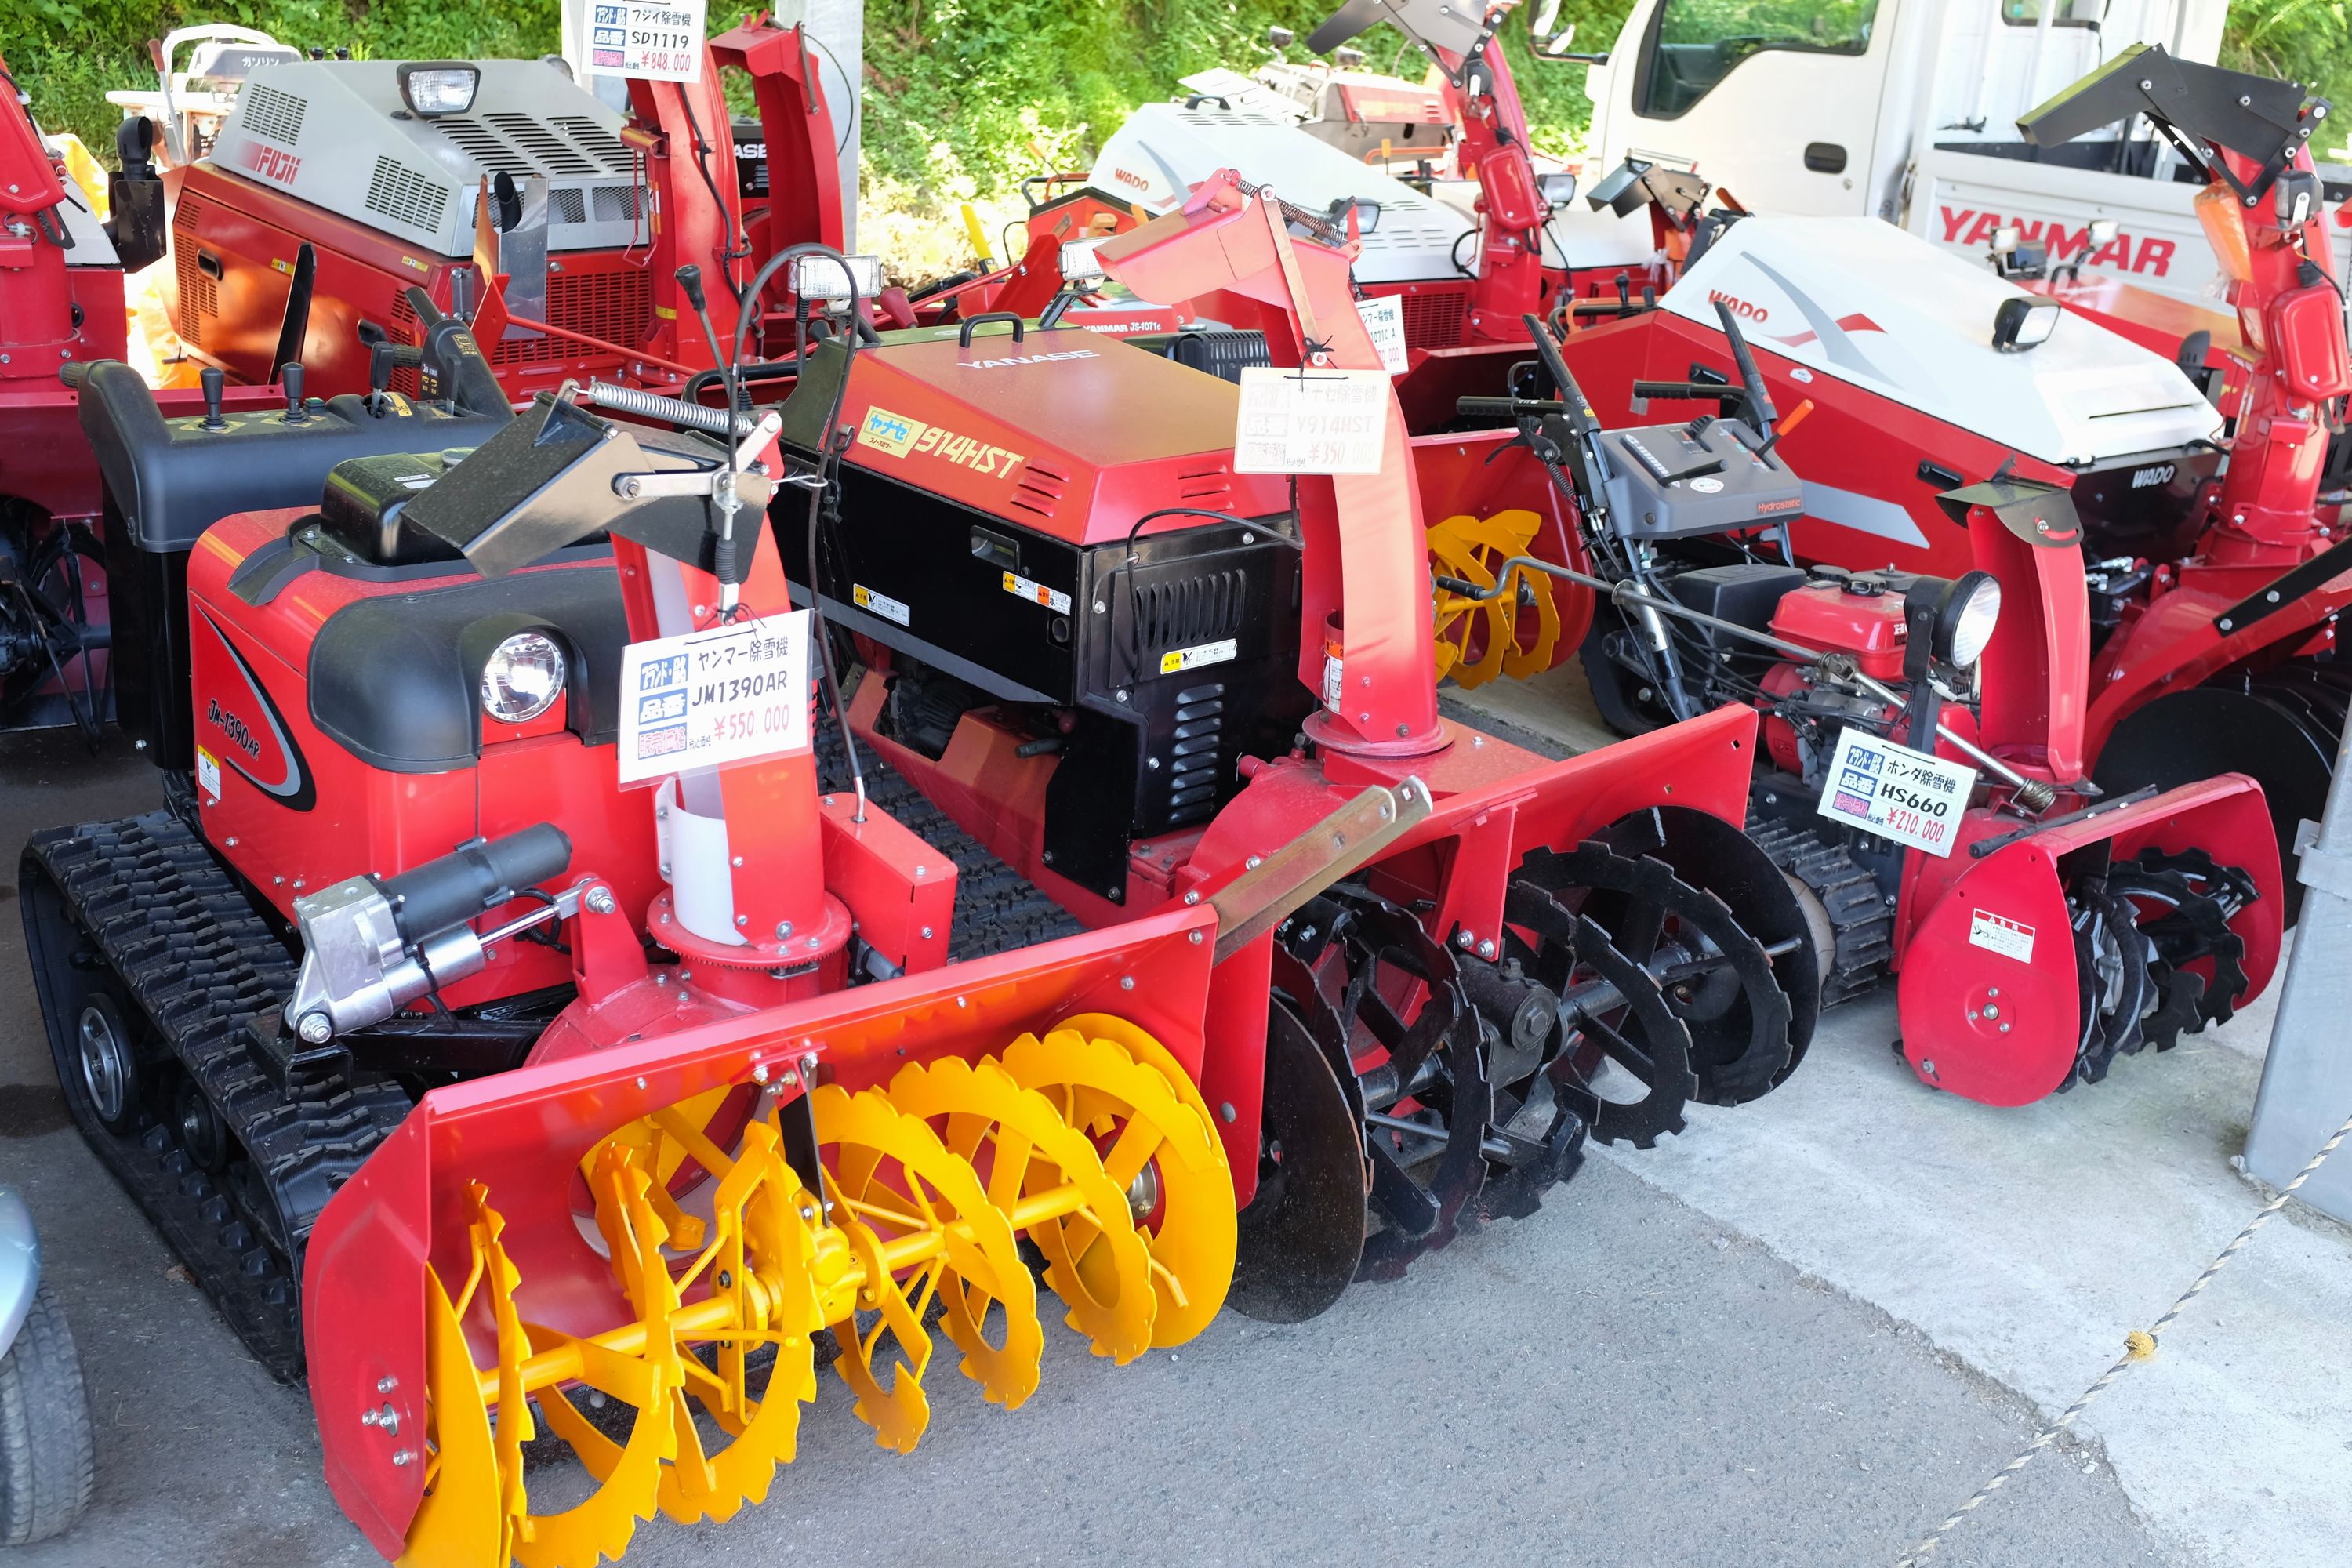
<box><xmin>1428</xmin><ymin>510</ymin><xmax>1560</xmax><ymax>689</ymax></box>
<box><xmin>999</xmin><ymin>1018</ymin><xmax>1238</xmax><ymax>1347</ymax></box>
<box><xmin>884</xmin><ymin>1055</ymin><xmax>1160</xmax><ymax>1364</ymax></box>
<box><xmin>813</xmin><ymin>1082</ymin><xmax>1045</xmax><ymax>1443</ymax></box>
<box><xmin>401</xmin><ymin>1019</ymin><xmax>1234</xmax><ymax>1568</ymax></box>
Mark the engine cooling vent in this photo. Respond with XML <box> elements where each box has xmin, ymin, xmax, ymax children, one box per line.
<box><xmin>173</xmin><ymin>246</ymin><xmax>217</xmax><ymax>347</ymax></box>
<box><xmin>365</xmin><ymin>155</ymin><xmax>449</xmax><ymax>235</ymax></box>
<box><xmin>240</xmin><ymin>82</ymin><xmax>307</xmax><ymax>145</ymax></box>
<box><xmin>550</xmin><ymin>116</ymin><xmax>637</xmax><ymax>175</ymax></box>
<box><xmin>1164</xmin><ymin>682</ymin><xmax>1230</xmax><ymax>822</ymax></box>
<box><xmin>1164</xmin><ymin>329</ymin><xmax>1269</xmax><ymax>386</ymax></box>
<box><xmin>547</xmin><ymin>187</ymin><xmax>588</xmax><ymax>225</ymax></box>
<box><xmin>487</xmin><ymin>112</ymin><xmax>601</xmax><ymax>176</ymax></box>
<box><xmin>437</xmin><ymin>117</ymin><xmax>536</xmax><ymax>176</ymax></box>
<box><xmin>590</xmin><ymin>185</ymin><xmax>641</xmax><ymax>223</ymax></box>
<box><xmin>1399</xmin><ymin>288</ymin><xmax>1469</xmax><ymax>350</ymax></box>
<box><xmin>1174</xmin><ymin>109</ymin><xmax>1290</xmax><ymax>128</ymax></box>
<box><xmin>1134</xmin><ymin>568</ymin><xmax>1245</xmax><ymax>655</ymax></box>
<box><xmin>1010</xmin><ymin>459</ymin><xmax>1070</xmax><ymax>518</ymax></box>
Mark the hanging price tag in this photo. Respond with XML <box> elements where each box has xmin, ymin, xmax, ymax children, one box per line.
<box><xmin>590</xmin><ymin>0</ymin><xmax>708</xmax><ymax>83</ymax></box>
<box><xmin>1814</xmin><ymin>728</ymin><xmax>1976</xmax><ymax>858</ymax></box>
<box><xmin>1356</xmin><ymin>295</ymin><xmax>1410</xmax><ymax>376</ymax></box>
<box><xmin>616</xmin><ymin>611</ymin><xmax>811</xmax><ymax>786</ymax></box>
<box><xmin>1233</xmin><ymin>367</ymin><xmax>1391</xmax><ymax>475</ymax></box>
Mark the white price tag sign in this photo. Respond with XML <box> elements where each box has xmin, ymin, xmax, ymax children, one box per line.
<box><xmin>1815</xmin><ymin>728</ymin><xmax>1975</xmax><ymax>858</ymax></box>
<box><xmin>1233</xmin><ymin>367</ymin><xmax>1391</xmax><ymax>475</ymax></box>
<box><xmin>617</xmin><ymin>611</ymin><xmax>811</xmax><ymax>786</ymax></box>
<box><xmin>1356</xmin><ymin>295</ymin><xmax>1410</xmax><ymax>376</ymax></box>
<box><xmin>590</xmin><ymin>0</ymin><xmax>707</xmax><ymax>83</ymax></box>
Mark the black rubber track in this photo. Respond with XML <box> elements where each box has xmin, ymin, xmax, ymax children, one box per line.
<box><xmin>19</xmin><ymin>812</ymin><xmax>412</xmax><ymax>1381</ymax></box>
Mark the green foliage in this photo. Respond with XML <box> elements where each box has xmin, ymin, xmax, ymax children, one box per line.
<box><xmin>2223</xmin><ymin>0</ymin><xmax>2352</xmax><ymax>136</ymax></box>
<box><xmin>8</xmin><ymin>2</ymin><xmax>561</xmax><ymax>162</ymax></box>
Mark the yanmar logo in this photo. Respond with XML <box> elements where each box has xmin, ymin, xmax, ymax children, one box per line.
<box><xmin>1710</xmin><ymin>290</ymin><xmax>1768</xmax><ymax>322</ymax></box>
<box><xmin>855</xmin><ymin>405</ymin><xmax>1025</xmax><ymax>477</ymax></box>
<box><xmin>240</xmin><ymin>140</ymin><xmax>302</xmax><ymax>187</ymax></box>
<box><xmin>958</xmin><ymin>349</ymin><xmax>1102</xmax><ymax>369</ymax></box>
<box><xmin>1937</xmin><ymin>208</ymin><xmax>2176</xmax><ymax>278</ymax></box>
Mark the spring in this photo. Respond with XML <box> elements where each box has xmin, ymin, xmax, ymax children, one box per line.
<box><xmin>584</xmin><ymin>379</ymin><xmax>753</xmax><ymax>437</ymax></box>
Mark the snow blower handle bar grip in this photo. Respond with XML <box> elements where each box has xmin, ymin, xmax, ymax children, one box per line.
<box><xmin>1711</xmin><ymin>299</ymin><xmax>1777</xmax><ymax>432</ymax></box>
<box><xmin>1632</xmin><ymin>380</ymin><xmax>1730</xmax><ymax>403</ymax></box>
<box><xmin>1521</xmin><ymin>312</ymin><xmax>1599</xmax><ymax>435</ymax></box>
<box><xmin>379</xmin><ymin>825</ymin><xmax>573</xmax><ymax>944</ymax></box>
<box><xmin>400</xmin><ymin>285</ymin><xmax>509</xmax><ymax>419</ymax></box>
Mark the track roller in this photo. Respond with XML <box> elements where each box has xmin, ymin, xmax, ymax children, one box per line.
<box><xmin>399</xmin><ymin>1022</ymin><xmax>1231</xmax><ymax>1567</ymax></box>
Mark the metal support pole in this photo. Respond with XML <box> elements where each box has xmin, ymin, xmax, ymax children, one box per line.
<box><xmin>2243</xmin><ymin>723</ymin><xmax>2352</xmax><ymax>1222</ymax></box>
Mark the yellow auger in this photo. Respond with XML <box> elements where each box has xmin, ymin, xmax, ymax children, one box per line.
<box><xmin>1428</xmin><ymin>508</ymin><xmax>1562</xmax><ymax>688</ymax></box>
<box><xmin>397</xmin><ymin>1022</ymin><xmax>1232</xmax><ymax>1568</ymax></box>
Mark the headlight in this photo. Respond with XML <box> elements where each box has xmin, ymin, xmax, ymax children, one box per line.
<box><xmin>790</xmin><ymin>253</ymin><xmax>884</xmax><ymax>303</ymax></box>
<box><xmin>481</xmin><ymin>631</ymin><xmax>564</xmax><ymax>723</ymax></box>
<box><xmin>1991</xmin><ymin>296</ymin><xmax>2060</xmax><ymax>352</ymax></box>
<box><xmin>1940</xmin><ymin>572</ymin><xmax>2002</xmax><ymax>667</ymax></box>
<box><xmin>396</xmin><ymin>62</ymin><xmax>480</xmax><ymax>118</ymax></box>
<box><xmin>1058</xmin><ymin>238</ymin><xmax>1107</xmax><ymax>287</ymax></box>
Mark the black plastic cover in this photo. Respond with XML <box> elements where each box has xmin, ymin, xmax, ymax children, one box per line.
<box><xmin>307</xmin><ymin>568</ymin><xmax>628</xmax><ymax>772</ymax></box>
<box><xmin>379</xmin><ymin>823</ymin><xmax>572</xmax><ymax>940</ymax></box>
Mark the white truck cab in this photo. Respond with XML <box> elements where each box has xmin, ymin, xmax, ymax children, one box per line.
<box><xmin>1581</xmin><ymin>0</ymin><xmax>2346</xmax><ymax>303</ymax></box>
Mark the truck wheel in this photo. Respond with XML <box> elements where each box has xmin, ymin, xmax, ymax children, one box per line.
<box><xmin>0</xmin><ymin>1283</ymin><xmax>95</xmax><ymax>1544</ymax></box>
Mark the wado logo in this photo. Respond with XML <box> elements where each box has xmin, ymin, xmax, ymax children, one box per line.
<box><xmin>1710</xmin><ymin>290</ymin><xmax>1769</xmax><ymax>322</ymax></box>
<box><xmin>240</xmin><ymin>140</ymin><xmax>302</xmax><ymax>186</ymax></box>
<box><xmin>1112</xmin><ymin>167</ymin><xmax>1150</xmax><ymax>191</ymax></box>
<box><xmin>958</xmin><ymin>349</ymin><xmax>1103</xmax><ymax>370</ymax></box>
<box><xmin>1936</xmin><ymin>208</ymin><xmax>2177</xmax><ymax>277</ymax></box>
<box><xmin>2132</xmin><ymin>464</ymin><xmax>2176</xmax><ymax>488</ymax></box>
<box><xmin>855</xmin><ymin>405</ymin><xmax>1026</xmax><ymax>477</ymax></box>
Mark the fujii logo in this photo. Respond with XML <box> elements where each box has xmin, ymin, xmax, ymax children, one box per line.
<box><xmin>1709</xmin><ymin>290</ymin><xmax>1768</xmax><ymax>322</ymax></box>
<box><xmin>241</xmin><ymin>140</ymin><xmax>302</xmax><ymax>186</ymax></box>
<box><xmin>2132</xmin><ymin>464</ymin><xmax>2176</xmax><ymax>488</ymax></box>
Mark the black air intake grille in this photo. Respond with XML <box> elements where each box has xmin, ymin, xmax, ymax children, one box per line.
<box><xmin>1134</xmin><ymin>569</ymin><xmax>1245</xmax><ymax>655</ymax></box>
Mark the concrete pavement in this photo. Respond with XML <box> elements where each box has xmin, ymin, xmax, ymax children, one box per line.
<box><xmin>0</xmin><ymin>711</ymin><xmax>2332</xmax><ymax>1566</ymax></box>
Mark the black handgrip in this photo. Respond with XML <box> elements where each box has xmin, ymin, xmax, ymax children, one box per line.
<box><xmin>958</xmin><ymin>311</ymin><xmax>1027</xmax><ymax>347</ymax></box>
<box><xmin>56</xmin><ymin>362</ymin><xmax>91</xmax><ymax>390</ymax></box>
<box><xmin>403</xmin><ymin>285</ymin><xmax>510</xmax><ymax>418</ymax></box>
<box><xmin>403</xmin><ymin>285</ymin><xmax>448</xmax><ymax>331</ymax></box>
<box><xmin>1632</xmin><ymin>379</ymin><xmax>1726</xmax><ymax>401</ymax></box>
<box><xmin>1519</xmin><ymin>312</ymin><xmax>1594</xmax><ymax>432</ymax></box>
<box><xmin>1711</xmin><ymin>299</ymin><xmax>1779</xmax><ymax>430</ymax></box>
<box><xmin>676</xmin><ymin>263</ymin><xmax>709</xmax><ymax>314</ymax></box>
<box><xmin>380</xmin><ymin>824</ymin><xmax>573</xmax><ymax>942</ymax></box>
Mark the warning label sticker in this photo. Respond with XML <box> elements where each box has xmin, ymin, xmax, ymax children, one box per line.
<box><xmin>1160</xmin><ymin>638</ymin><xmax>1238</xmax><ymax>675</ymax></box>
<box><xmin>1967</xmin><ymin>909</ymin><xmax>2036</xmax><ymax>964</ymax></box>
<box><xmin>1002</xmin><ymin>572</ymin><xmax>1073</xmax><ymax>615</ymax></box>
<box><xmin>853</xmin><ymin>583</ymin><xmax>911</xmax><ymax>626</ymax></box>
<box><xmin>196</xmin><ymin>746</ymin><xmax>221</xmax><ymax>804</ymax></box>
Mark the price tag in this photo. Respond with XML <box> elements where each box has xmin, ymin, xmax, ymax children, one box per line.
<box><xmin>1815</xmin><ymin>728</ymin><xmax>1975</xmax><ymax>858</ymax></box>
<box><xmin>590</xmin><ymin>0</ymin><xmax>708</xmax><ymax>83</ymax></box>
<box><xmin>1233</xmin><ymin>367</ymin><xmax>1391</xmax><ymax>475</ymax></box>
<box><xmin>1356</xmin><ymin>295</ymin><xmax>1410</xmax><ymax>376</ymax></box>
<box><xmin>616</xmin><ymin>611</ymin><xmax>811</xmax><ymax>786</ymax></box>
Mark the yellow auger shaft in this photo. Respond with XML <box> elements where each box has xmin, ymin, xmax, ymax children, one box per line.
<box><xmin>470</xmin><ymin>1173</ymin><xmax>1098</xmax><ymax>1408</ymax></box>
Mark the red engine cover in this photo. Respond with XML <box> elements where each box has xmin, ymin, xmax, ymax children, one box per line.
<box><xmin>2265</xmin><ymin>281</ymin><xmax>2352</xmax><ymax>401</ymax></box>
<box><xmin>184</xmin><ymin>508</ymin><xmax>659</xmax><ymax>1013</ymax></box>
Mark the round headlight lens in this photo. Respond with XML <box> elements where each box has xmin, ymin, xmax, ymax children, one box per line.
<box><xmin>1944</xmin><ymin>575</ymin><xmax>2002</xmax><ymax>667</ymax></box>
<box><xmin>481</xmin><ymin>631</ymin><xmax>565</xmax><ymax>724</ymax></box>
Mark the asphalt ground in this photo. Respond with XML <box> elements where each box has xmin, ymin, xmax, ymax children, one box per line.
<box><xmin>0</xmin><ymin>721</ymin><xmax>2238</xmax><ymax>1567</ymax></box>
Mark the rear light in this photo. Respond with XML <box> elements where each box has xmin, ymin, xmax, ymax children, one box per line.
<box><xmin>1991</xmin><ymin>296</ymin><xmax>2060</xmax><ymax>352</ymax></box>
<box><xmin>396</xmin><ymin>62</ymin><xmax>480</xmax><ymax>118</ymax></box>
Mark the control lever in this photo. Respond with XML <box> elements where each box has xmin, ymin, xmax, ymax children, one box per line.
<box><xmin>365</xmin><ymin>340</ymin><xmax>425</xmax><ymax>416</ymax></box>
<box><xmin>673</xmin><ymin>264</ymin><xmax>736</xmax><ymax>407</ymax></box>
<box><xmin>1711</xmin><ymin>298</ymin><xmax>1780</xmax><ymax>446</ymax></box>
<box><xmin>279</xmin><ymin>362</ymin><xmax>310</xmax><ymax>423</ymax></box>
<box><xmin>1517</xmin><ymin>311</ymin><xmax>1616</xmax><ymax>531</ymax></box>
<box><xmin>200</xmin><ymin>365</ymin><xmax>227</xmax><ymax>430</ymax></box>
